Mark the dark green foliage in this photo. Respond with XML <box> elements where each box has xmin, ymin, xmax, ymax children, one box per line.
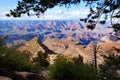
<box><xmin>99</xmin><ymin>20</ymin><xmax>106</xmax><ymax>24</ymax></box>
<box><xmin>98</xmin><ymin>54</ymin><xmax>120</xmax><ymax>80</ymax></box>
<box><xmin>0</xmin><ymin>35</ymin><xmax>8</xmax><ymax>47</ymax></box>
<box><xmin>0</xmin><ymin>45</ymin><xmax>33</xmax><ymax>79</ymax></box>
<box><xmin>26</xmin><ymin>74</ymin><xmax>42</xmax><ymax>80</ymax></box>
<box><xmin>0</xmin><ymin>46</ymin><xmax>32</xmax><ymax>72</ymax></box>
<box><xmin>87</xmin><ymin>24</ymin><xmax>96</xmax><ymax>30</ymax></box>
<box><xmin>0</xmin><ymin>36</ymin><xmax>45</xmax><ymax>79</ymax></box>
<box><xmin>80</xmin><ymin>0</ymin><xmax>120</xmax><ymax>26</ymax></box>
<box><xmin>12</xmin><ymin>74</ymin><xmax>27</xmax><ymax>80</ymax></box>
<box><xmin>50</xmin><ymin>56</ymin><xmax>95</xmax><ymax>80</ymax></box>
<box><xmin>72</xmin><ymin>54</ymin><xmax>83</xmax><ymax>64</ymax></box>
<box><xmin>6</xmin><ymin>0</ymin><xmax>120</xmax><ymax>35</ymax></box>
<box><xmin>6</xmin><ymin>0</ymin><xmax>81</xmax><ymax>17</ymax></box>
<box><xmin>7</xmin><ymin>0</ymin><xmax>120</xmax><ymax>26</ymax></box>
<box><xmin>0</xmin><ymin>36</ymin><xmax>31</xmax><ymax>72</ymax></box>
<box><xmin>33</xmin><ymin>51</ymin><xmax>49</xmax><ymax>68</ymax></box>
<box><xmin>30</xmin><ymin>51</ymin><xmax>50</xmax><ymax>72</ymax></box>
<box><xmin>31</xmin><ymin>62</ymin><xmax>43</xmax><ymax>73</ymax></box>
<box><xmin>112</xmin><ymin>23</ymin><xmax>120</xmax><ymax>36</ymax></box>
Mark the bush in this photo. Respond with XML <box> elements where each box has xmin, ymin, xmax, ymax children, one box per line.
<box><xmin>31</xmin><ymin>51</ymin><xmax>49</xmax><ymax>73</ymax></box>
<box><xmin>0</xmin><ymin>48</ymin><xmax>32</xmax><ymax>72</ymax></box>
<box><xmin>50</xmin><ymin>56</ymin><xmax>95</xmax><ymax>80</ymax></box>
<box><xmin>0</xmin><ymin>45</ymin><xmax>33</xmax><ymax>79</ymax></box>
<box><xmin>0</xmin><ymin>36</ymin><xmax>46</xmax><ymax>79</ymax></box>
<box><xmin>98</xmin><ymin>54</ymin><xmax>120</xmax><ymax>80</ymax></box>
<box><xmin>0</xmin><ymin>46</ymin><xmax>50</xmax><ymax>75</ymax></box>
<box><xmin>33</xmin><ymin>51</ymin><xmax>49</xmax><ymax>68</ymax></box>
<box><xmin>31</xmin><ymin>62</ymin><xmax>43</xmax><ymax>73</ymax></box>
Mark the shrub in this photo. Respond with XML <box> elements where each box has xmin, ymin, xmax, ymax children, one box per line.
<box><xmin>31</xmin><ymin>62</ymin><xmax>43</xmax><ymax>73</ymax></box>
<box><xmin>0</xmin><ymin>48</ymin><xmax>32</xmax><ymax>71</ymax></box>
<box><xmin>0</xmin><ymin>45</ymin><xmax>33</xmax><ymax>79</ymax></box>
<box><xmin>98</xmin><ymin>54</ymin><xmax>120</xmax><ymax>80</ymax></box>
<box><xmin>50</xmin><ymin>56</ymin><xmax>95</xmax><ymax>80</ymax></box>
<box><xmin>33</xmin><ymin>51</ymin><xmax>49</xmax><ymax>68</ymax></box>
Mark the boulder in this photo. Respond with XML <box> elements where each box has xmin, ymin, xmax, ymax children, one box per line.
<box><xmin>0</xmin><ymin>76</ymin><xmax>12</xmax><ymax>80</ymax></box>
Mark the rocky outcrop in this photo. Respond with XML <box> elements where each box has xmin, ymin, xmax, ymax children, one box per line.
<box><xmin>84</xmin><ymin>41</ymin><xmax>120</xmax><ymax>65</ymax></box>
<box><xmin>15</xmin><ymin>71</ymin><xmax>45</xmax><ymax>80</ymax></box>
<box><xmin>18</xmin><ymin>36</ymin><xmax>86</xmax><ymax>64</ymax></box>
<box><xmin>37</xmin><ymin>38</ymin><xmax>56</xmax><ymax>54</ymax></box>
<box><xmin>18</xmin><ymin>37</ymin><xmax>56</xmax><ymax>59</ymax></box>
<box><xmin>18</xmin><ymin>36</ymin><xmax>120</xmax><ymax>65</ymax></box>
<box><xmin>19</xmin><ymin>37</ymin><xmax>45</xmax><ymax>58</ymax></box>
<box><xmin>43</xmin><ymin>37</ymin><xmax>87</xmax><ymax>63</ymax></box>
<box><xmin>99</xmin><ymin>42</ymin><xmax>120</xmax><ymax>55</ymax></box>
<box><xmin>0</xmin><ymin>76</ymin><xmax>12</xmax><ymax>80</ymax></box>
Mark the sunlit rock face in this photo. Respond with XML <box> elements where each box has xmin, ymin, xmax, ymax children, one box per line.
<box><xmin>18</xmin><ymin>37</ymin><xmax>45</xmax><ymax>58</ymax></box>
<box><xmin>18</xmin><ymin>36</ymin><xmax>92</xmax><ymax>64</ymax></box>
<box><xmin>18</xmin><ymin>34</ymin><xmax>120</xmax><ymax>65</ymax></box>
<box><xmin>84</xmin><ymin>41</ymin><xmax>120</xmax><ymax>65</ymax></box>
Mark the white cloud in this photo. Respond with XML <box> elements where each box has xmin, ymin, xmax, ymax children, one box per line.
<box><xmin>71</xmin><ymin>11</ymin><xmax>80</xmax><ymax>15</ymax></box>
<box><xmin>0</xmin><ymin>6</ymin><xmax>90</xmax><ymax>20</ymax></box>
<box><xmin>69</xmin><ymin>9</ymin><xmax>89</xmax><ymax>18</ymax></box>
<box><xmin>55</xmin><ymin>9</ymin><xmax>63</xmax><ymax>14</ymax></box>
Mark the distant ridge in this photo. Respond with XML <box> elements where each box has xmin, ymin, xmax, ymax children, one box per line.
<box><xmin>0</xmin><ymin>20</ymin><xmax>112</xmax><ymax>46</ymax></box>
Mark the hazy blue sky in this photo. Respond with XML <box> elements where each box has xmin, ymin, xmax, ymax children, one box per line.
<box><xmin>0</xmin><ymin>0</ymin><xmax>89</xmax><ymax>20</ymax></box>
<box><xmin>0</xmin><ymin>0</ymin><xmax>19</xmax><ymax>8</ymax></box>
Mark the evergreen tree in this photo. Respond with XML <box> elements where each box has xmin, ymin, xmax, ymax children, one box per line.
<box><xmin>98</xmin><ymin>54</ymin><xmax>120</xmax><ymax>80</ymax></box>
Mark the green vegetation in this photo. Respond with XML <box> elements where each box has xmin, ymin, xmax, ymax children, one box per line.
<box><xmin>0</xmin><ymin>48</ymin><xmax>32</xmax><ymax>71</ymax></box>
<box><xmin>0</xmin><ymin>36</ymin><xmax>8</xmax><ymax>47</ymax></box>
<box><xmin>0</xmin><ymin>44</ymin><xmax>31</xmax><ymax>79</ymax></box>
<box><xmin>50</xmin><ymin>56</ymin><xmax>95</xmax><ymax>80</ymax></box>
<box><xmin>1</xmin><ymin>0</ymin><xmax>120</xmax><ymax>79</ymax></box>
<box><xmin>0</xmin><ymin>36</ymin><xmax>48</xmax><ymax>79</ymax></box>
<box><xmin>98</xmin><ymin>54</ymin><xmax>120</xmax><ymax>80</ymax></box>
<box><xmin>32</xmin><ymin>51</ymin><xmax>49</xmax><ymax>72</ymax></box>
<box><xmin>33</xmin><ymin>51</ymin><xmax>49</xmax><ymax>68</ymax></box>
<box><xmin>50</xmin><ymin>54</ymin><xmax>120</xmax><ymax>80</ymax></box>
<box><xmin>7</xmin><ymin>0</ymin><xmax>120</xmax><ymax>21</ymax></box>
<box><xmin>1</xmin><ymin>36</ymin><xmax>120</xmax><ymax>80</ymax></box>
